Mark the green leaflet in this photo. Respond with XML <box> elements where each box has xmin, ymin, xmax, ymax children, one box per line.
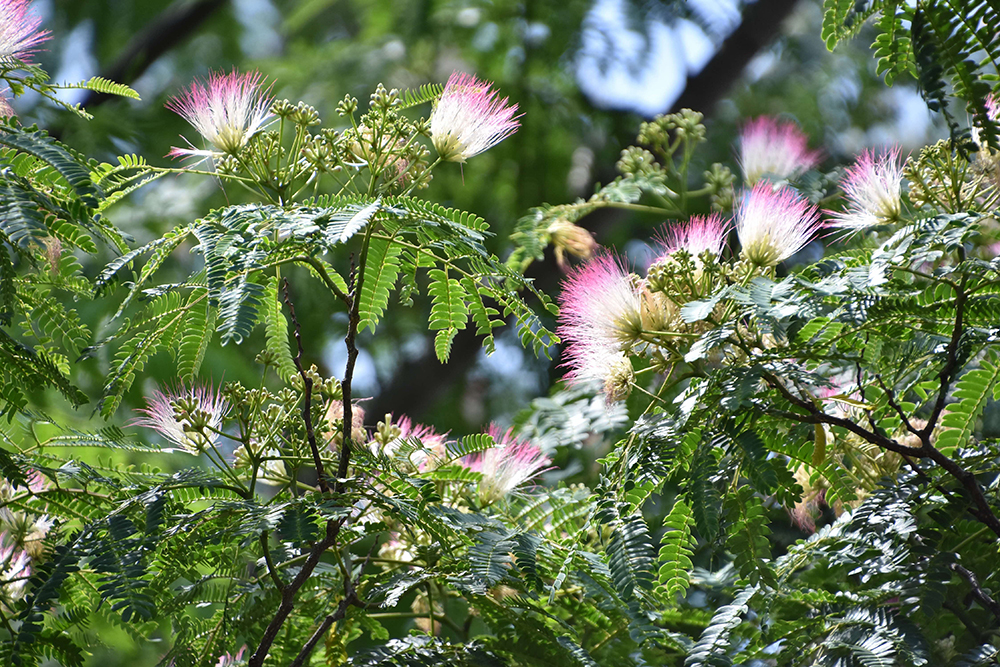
<box><xmin>656</xmin><ymin>499</ymin><xmax>695</xmax><ymax>601</ymax></box>
<box><xmin>427</xmin><ymin>267</ymin><xmax>469</xmax><ymax>362</ymax></box>
<box><xmin>937</xmin><ymin>351</ymin><xmax>1000</xmax><ymax>454</ymax></box>
<box><xmin>358</xmin><ymin>236</ymin><xmax>403</xmax><ymax>333</ymax></box>
<box><xmin>262</xmin><ymin>276</ymin><xmax>298</xmax><ymax>383</ymax></box>
<box><xmin>176</xmin><ymin>289</ymin><xmax>215</xmax><ymax>382</ymax></box>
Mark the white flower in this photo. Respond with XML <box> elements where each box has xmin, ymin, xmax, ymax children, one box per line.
<box><xmin>557</xmin><ymin>252</ymin><xmax>643</xmax><ymax>400</ymax></box>
<box><xmin>739</xmin><ymin>116</ymin><xmax>821</xmax><ymax>185</ymax></box>
<box><xmin>462</xmin><ymin>426</ymin><xmax>550</xmax><ymax>506</ymax></box>
<box><xmin>0</xmin><ymin>0</ymin><xmax>49</xmax><ymax>66</ymax></box>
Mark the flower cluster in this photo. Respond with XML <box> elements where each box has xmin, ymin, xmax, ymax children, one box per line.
<box><xmin>166</xmin><ymin>69</ymin><xmax>273</xmax><ymax>159</ymax></box>
<box><xmin>132</xmin><ymin>383</ymin><xmax>229</xmax><ymax>454</ymax></box>
<box><xmin>374</xmin><ymin>413</ymin><xmax>449</xmax><ymax>471</ymax></box>
<box><xmin>738</xmin><ymin>116</ymin><xmax>821</xmax><ymax>185</ymax></box>
<box><xmin>0</xmin><ymin>0</ymin><xmax>49</xmax><ymax>66</ymax></box>
<box><xmin>461</xmin><ymin>425</ymin><xmax>550</xmax><ymax>506</ymax></box>
<box><xmin>0</xmin><ymin>532</ymin><xmax>31</xmax><ymax>609</ymax></box>
<box><xmin>429</xmin><ymin>72</ymin><xmax>520</xmax><ymax>163</ymax></box>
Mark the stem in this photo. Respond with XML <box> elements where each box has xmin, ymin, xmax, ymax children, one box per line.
<box><xmin>247</xmin><ymin>518</ymin><xmax>343</xmax><ymax>667</ymax></box>
<box><xmin>282</xmin><ymin>280</ymin><xmax>329</xmax><ymax>494</ymax></box>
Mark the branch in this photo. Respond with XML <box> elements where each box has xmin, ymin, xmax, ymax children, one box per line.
<box><xmin>288</xmin><ymin>538</ymin><xmax>377</xmax><ymax>667</ymax></box>
<box><xmin>248</xmin><ymin>518</ymin><xmax>343</xmax><ymax>667</ymax></box>
<box><xmin>337</xmin><ymin>249</ymin><xmax>364</xmax><ymax>491</ymax></box>
<box><xmin>952</xmin><ymin>562</ymin><xmax>1000</xmax><ymax>625</ymax></box>
<box><xmin>760</xmin><ymin>370</ymin><xmax>921</xmax><ymax>457</ymax></box>
<box><xmin>669</xmin><ymin>0</ymin><xmax>803</xmax><ymax>114</ymax></box>
<box><xmin>283</xmin><ymin>279</ymin><xmax>329</xmax><ymax>494</ymax></box>
<box><xmin>79</xmin><ymin>0</ymin><xmax>229</xmax><ymax>109</ymax></box>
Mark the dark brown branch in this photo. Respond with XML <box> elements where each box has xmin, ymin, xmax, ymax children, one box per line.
<box><xmin>287</xmin><ymin>599</ymin><xmax>351</xmax><ymax>667</ymax></box>
<box><xmin>669</xmin><ymin>0</ymin><xmax>803</xmax><ymax>114</ymax></box>
<box><xmin>760</xmin><ymin>370</ymin><xmax>920</xmax><ymax>457</ymax></box>
<box><xmin>951</xmin><ymin>562</ymin><xmax>1000</xmax><ymax>625</ymax></box>
<box><xmin>336</xmin><ymin>252</ymin><xmax>362</xmax><ymax>492</ymax></box>
<box><xmin>283</xmin><ymin>279</ymin><xmax>329</xmax><ymax>494</ymax></box>
<box><xmin>922</xmin><ymin>276</ymin><xmax>968</xmax><ymax>442</ymax></box>
<box><xmin>248</xmin><ymin>518</ymin><xmax>343</xmax><ymax>667</ymax></box>
<box><xmin>79</xmin><ymin>0</ymin><xmax>228</xmax><ymax>109</ymax></box>
<box><xmin>288</xmin><ymin>539</ymin><xmax>377</xmax><ymax>667</ymax></box>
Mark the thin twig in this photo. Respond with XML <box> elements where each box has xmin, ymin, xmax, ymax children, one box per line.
<box><xmin>951</xmin><ymin>562</ymin><xmax>1000</xmax><ymax>625</ymax></box>
<box><xmin>282</xmin><ymin>279</ymin><xmax>329</xmax><ymax>494</ymax></box>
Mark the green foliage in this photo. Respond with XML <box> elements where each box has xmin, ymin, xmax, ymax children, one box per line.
<box><xmin>822</xmin><ymin>0</ymin><xmax>1000</xmax><ymax>147</ymax></box>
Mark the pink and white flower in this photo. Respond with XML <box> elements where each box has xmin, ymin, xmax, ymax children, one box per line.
<box><xmin>429</xmin><ymin>72</ymin><xmax>520</xmax><ymax>163</ymax></box>
<box><xmin>826</xmin><ymin>147</ymin><xmax>903</xmax><ymax>236</ymax></box>
<box><xmin>557</xmin><ymin>252</ymin><xmax>643</xmax><ymax>399</ymax></box>
<box><xmin>461</xmin><ymin>425</ymin><xmax>550</xmax><ymax>505</ymax></box>
<box><xmin>738</xmin><ymin>116</ymin><xmax>821</xmax><ymax>185</ymax></box>
<box><xmin>380</xmin><ymin>413</ymin><xmax>449</xmax><ymax>471</ymax></box>
<box><xmin>736</xmin><ymin>182</ymin><xmax>822</xmax><ymax>267</ymax></box>
<box><xmin>132</xmin><ymin>383</ymin><xmax>229</xmax><ymax>454</ymax></box>
<box><xmin>972</xmin><ymin>94</ymin><xmax>1000</xmax><ymax>149</ymax></box>
<box><xmin>0</xmin><ymin>532</ymin><xmax>31</xmax><ymax>607</ymax></box>
<box><xmin>166</xmin><ymin>69</ymin><xmax>273</xmax><ymax>159</ymax></box>
<box><xmin>215</xmin><ymin>646</ymin><xmax>247</xmax><ymax>667</ymax></box>
<box><xmin>655</xmin><ymin>214</ymin><xmax>731</xmax><ymax>261</ymax></box>
<box><xmin>0</xmin><ymin>0</ymin><xmax>49</xmax><ymax>66</ymax></box>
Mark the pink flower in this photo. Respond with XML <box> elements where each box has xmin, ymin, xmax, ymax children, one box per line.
<box><xmin>0</xmin><ymin>532</ymin><xmax>31</xmax><ymax>606</ymax></box>
<box><xmin>736</xmin><ymin>182</ymin><xmax>822</xmax><ymax>267</ymax></box>
<box><xmin>972</xmin><ymin>94</ymin><xmax>1000</xmax><ymax>149</ymax></box>
<box><xmin>557</xmin><ymin>252</ymin><xmax>643</xmax><ymax>399</ymax></box>
<box><xmin>738</xmin><ymin>117</ymin><xmax>821</xmax><ymax>185</ymax></box>
<box><xmin>0</xmin><ymin>89</ymin><xmax>14</xmax><ymax>119</ymax></box>
<box><xmin>166</xmin><ymin>69</ymin><xmax>273</xmax><ymax>158</ymax></box>
<box><xmin>0</xmin><ymin>0</ymin><xmax>49</xmax><ymax>66</ymax></box>
<box><xmin>429</xmin><ymin>72</ymin><xmax>520</xmax><ymax>163</ymax></box>
<box><xmin>381</xmin><ymin>414</ymin><xmax>449</xmax><ymax>470</ymax></box>
<box><xmin>826</xmin><ymin>147</ymin><xmax>903</xmax><ymax>237</ymax></box>
<box><xmin>131</xmin><ymin>383</ymin><xmax>229</xmax><ymax>454</ymax></box>
<box><xmin>215</xmin><ymin>647</ymin><xmax>247</xmax><ymax>667</ymax></box>
<box><xmin>461</xmin><ymin>425</ymin><xmax>550</xmax><ymax>505</ymax></box>
<box><xmin>655</xmin><ymin>214</ymin><xmax>731</xmax><ymax>261</ymax></box>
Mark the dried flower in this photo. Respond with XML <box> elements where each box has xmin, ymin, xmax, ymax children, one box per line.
<box><xmin>547</xmin><ymin>218</ymin><xmax>598</xmax><ymax>269</ymax></box>
<box><xmin>0</xmin><ymin>0</ymin><xmax>49</xmax><ymax>66</ymax></box>
<box><xmin>738</xmin><ymin>116</ymin><xmax>821</xmax><ymax>185</ymax></box>
<box><xmin>557</xmin><ymin>252</ymin><xmax>643</xmax><ymax>399</ymax></box>
<box><xmin>462</xmin><ymin>425</ymin><xmax>550</xmax><ymax>505</ymax></box>
<box><xmin>166</xmin><ymin>69</ymin><xmax>273</xmax><ymax>159</ymax></box>
<box><xmin>826</xmin><ymin>147</ymin><xmax>903</xmax><ymax>237</ymax></box>
<box><xmin>655</xmin><ymin>214</ymin><xmax>731</xmax><ymax>261</ymax></box>
<box><xmin>736</xmin><ymin>182</ymin><xmax>822</xmax><ymax>267</ymax></box>
<box><xmin>429</xmin><ymin>72</ymin><xmax>520</xmax><ymax>163</ymax></box>
<box><xmin>132</xmin><ymin>383</ymin><xmax>229</xmax><ymax>454</ymax></box>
